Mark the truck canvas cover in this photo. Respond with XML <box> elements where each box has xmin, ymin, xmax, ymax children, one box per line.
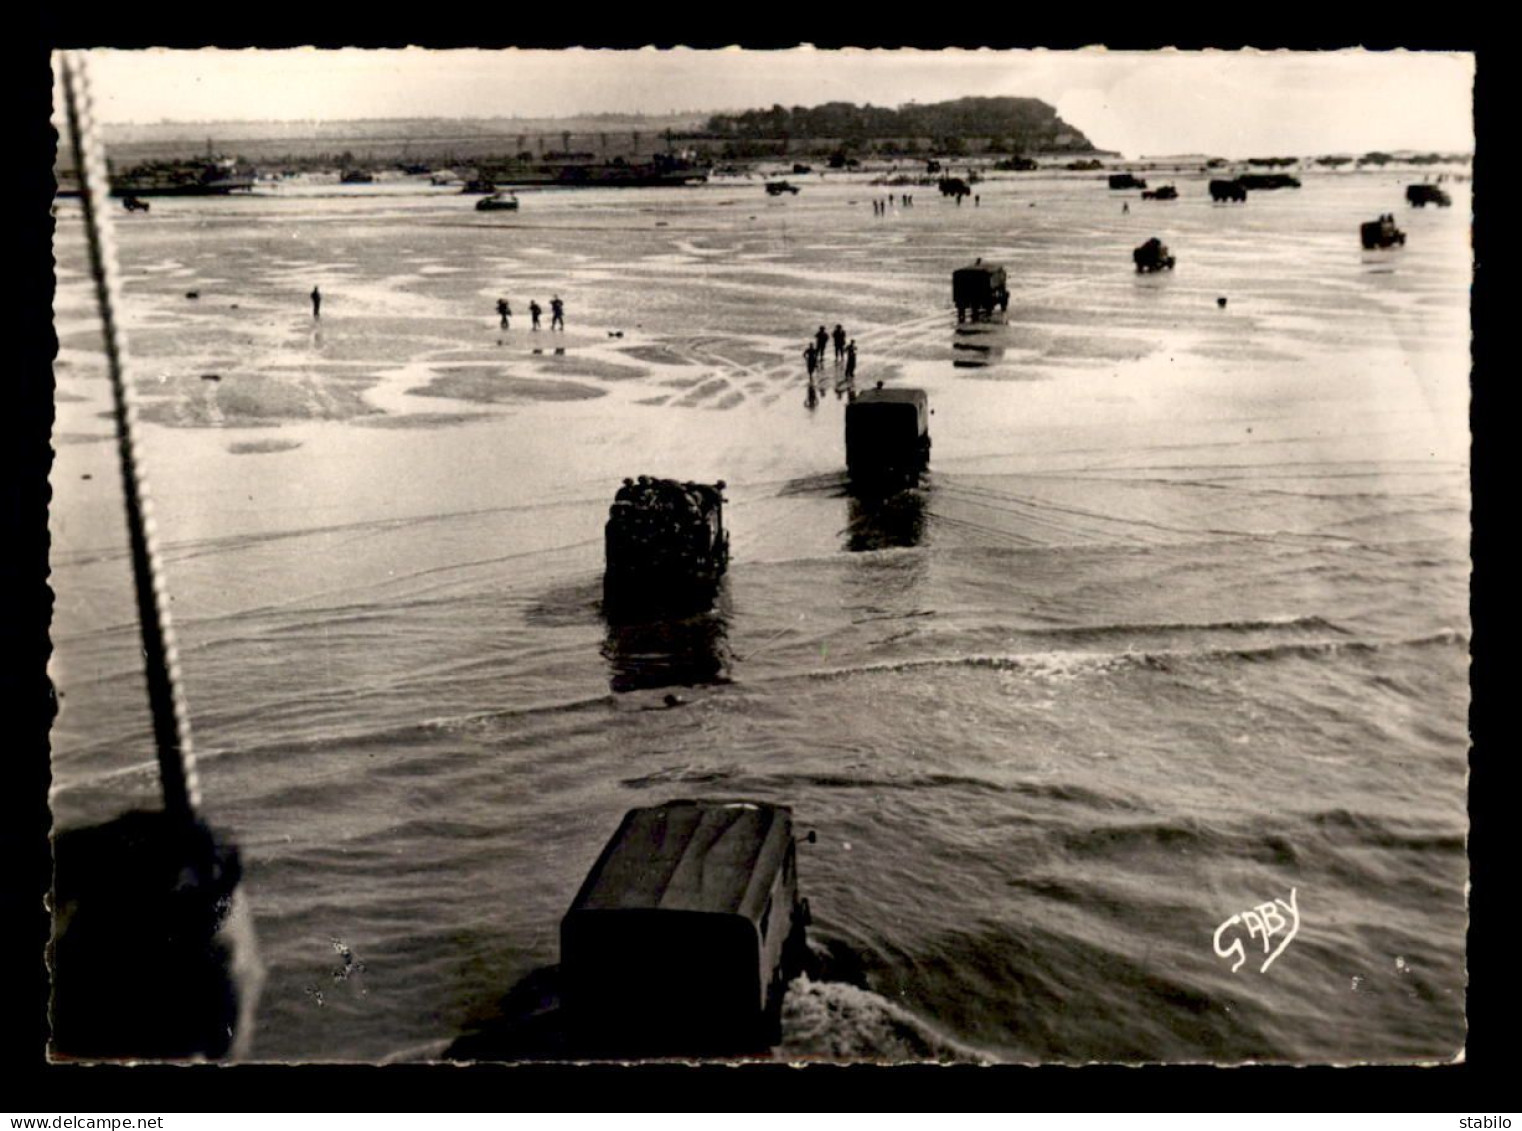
<box><xmin>849</xmin><ymin>387</ymin><xmax>929</xmax><ymax>435</ymax></box>
<box><xmin>566</xmin><ymin>801</ymin><xmax>793</xmax><ymax>925</ymax></box>
<box><xmin>954</xmin><ymin>263</ymin><xmax>1006</xmax><ymax>284</ymax></box>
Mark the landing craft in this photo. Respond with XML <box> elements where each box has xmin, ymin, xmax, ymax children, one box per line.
<box><xmin>1236</xmin><ymin>173</ymin><xmax>1301</xmax><ymax>190</ymax></box>
<box><xmin>478</xmin><ymin>153</ymin><xmax>709</xmax><ymax>189</ymax></box>
<box><xmin>474</xmin><ymin>191</ymin><xmax>520</xmax><ymax>212</ymax></box>
<box><xmin>89</xmin><ymin>159</ymin><xmax>256</xmax><ymax>198</ymax></box>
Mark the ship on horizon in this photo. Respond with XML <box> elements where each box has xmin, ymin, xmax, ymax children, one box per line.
<box><xmin>476</xmin><ymin>151</ymin><xmax>708</xmax><ymax>189</ymax></box>
<box><xmin>57</xmin><ymin>157</ymin><xmax>257</xmax><ymax>198</ymax></box>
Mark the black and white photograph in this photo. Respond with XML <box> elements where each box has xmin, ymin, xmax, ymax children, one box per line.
<box><xmin>42</xmin><ymin>45</ymin><xmax>1474</xmax><ymax>1069</ymax></box>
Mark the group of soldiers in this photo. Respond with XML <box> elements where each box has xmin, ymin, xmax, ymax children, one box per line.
<box><xmin>804</xmin><ymin>324</ymin><xmax>857</xmax><ymax>377</ymax></box>
<box><xmin>494</xmin><ymin>295</ymin><xmax>566</xmax><ymax>331</ymax></box>
<box><xmin>804</xmin><ymin>324</ymin><xmax>859</xmax><ymax>407</ymax></box>
<box><xmin>610</xmin><ymin>477</ymin><xmax>721</xmax><ymax>566</ymax></box>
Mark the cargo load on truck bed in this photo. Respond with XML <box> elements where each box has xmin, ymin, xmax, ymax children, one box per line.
<box><xmin>604</xmin><ymin>477</ymin><xmax>728</xmax><ymax>614</ymax></box>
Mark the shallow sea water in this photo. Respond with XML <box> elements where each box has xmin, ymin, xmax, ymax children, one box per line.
<box><xmin>50</xmin><ymin>170</ymin><xmax>1470</xmax><ymax>1062</ymax></box>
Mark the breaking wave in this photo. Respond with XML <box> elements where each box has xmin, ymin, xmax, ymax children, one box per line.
<box><xmin>778</xmin><ymin>976</ymin><xmax>995</xmax><ymax>1063</ymax></box>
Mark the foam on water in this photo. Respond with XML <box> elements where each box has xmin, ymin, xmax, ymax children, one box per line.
<box><xmin>779</xmin><ymin>976</ymin><xmax>995</xmax><ymax>1063</ymax></box>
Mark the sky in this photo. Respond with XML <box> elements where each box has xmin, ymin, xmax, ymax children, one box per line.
<box><xmin>70</xmin><ymin>48</ymin><xmax>1474</xmax><ymax>158</ymax></box>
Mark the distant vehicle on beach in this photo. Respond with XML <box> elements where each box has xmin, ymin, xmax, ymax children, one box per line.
<box><xmin>459</xmin><ymin>178</ymin><xmax>497</xmax><ymax>194</ymax></box>
<box><xmin>1133</xmin><ymin>237</ymin><xmax>1176</xmax><ymax>273</ymax></box>
<box><xmin>603</xmin><ymin>477</ymin><xmax>729</xmax><ymax>615</ymax></box>
<box><xmin>1361</xmin><ymin>214</ymin><xmax>1406</xmax><ymax>249</ymax></box>
<box><xmin>1109</xmin><ymin>173</ymin><xmax>1147</xmax><ymax>190</ymax></box>
<box><xmin>1406</xmin><ymin>184</ymin><xmax>1452</xmax><ymax>208</ymax></box>
<box><xmin>1141</xmin><ymin>185</ymin><xmax>1179</xmax><ymax>201</ymax></box>
<box><xmin>475</xmin><ymin>192</ymin><xmax>520</xmax><ymax>212</ymax></box>
<box><xmin>121</xmin><ymin>195</ymin><xmax>150</xmax><ymax>213</ymax></box>
<box><xmin>938</xmin><ymin>176</ymin><xmax>971</xmax><ymax>199</ymax></box>
<box><xmin>1209</xmin><ymin>178</ymin><xmax>1248</xmax><ymax>203</ymax></box>
<box><xmin>953</xmin><ymin>260</ymin><xmax>1010</xmax><ymax>322</ymax></box>
<box><xmin>846</xmin><ymin>385</ymin><xmax>932</xmax><ymax>489</ymax></box>
<box><xmin>340</xmin><ymin>170</ymin><xmax>374</xmax><ymax>184</ymax></box>
<box><xmin>765</xmin><ymin>181</ymin><xmax>800</xmax><ymax>196</ymax></box>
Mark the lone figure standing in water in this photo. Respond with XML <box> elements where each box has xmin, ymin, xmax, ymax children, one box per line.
<box><xmin>529</xmin><ymin>300</ymin><xmax>542</xmax><ymax>330</ymax></box>
<box><xmin>497</xmin><ymin>297</ymin><xmax>511</xmax><ymax>329</ymax></box>
<box><xmin>550</xmin><ymin>295</ymin><xmax>565</xmax><ymax>331</ymax></box>
<box><xmin>310</xmin><ymin>286</ymin><xmax>321</xmax><ymax>319</ymax></box>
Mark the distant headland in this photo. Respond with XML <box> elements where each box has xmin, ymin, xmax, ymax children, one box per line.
<box><xmin>88</xmin><ymin>97</ymin><xmax>1107</xmax><ymax>171</ymax></box>
<box><xmin>71</xmin><ymin>96</ymin><xmax>1472</xmax><ymax>181</ymax></box>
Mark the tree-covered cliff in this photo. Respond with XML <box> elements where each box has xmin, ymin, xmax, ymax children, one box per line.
<box><xmin>702</xmin><ymin>97</ymin><xmax>1095</xmax><ymax>152</ymax></box>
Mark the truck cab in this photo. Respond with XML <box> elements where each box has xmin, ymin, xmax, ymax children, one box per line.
<box><xmin>560</xmin><ymin>800</ymin><xmax>811</xmax><ymax>1055</ymax></box>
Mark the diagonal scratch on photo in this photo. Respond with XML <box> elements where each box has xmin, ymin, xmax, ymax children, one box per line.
<box><xmin>47</xmin><ymin>45</ymin><xmax>1472</xmax><ymax>1065</ymax></box>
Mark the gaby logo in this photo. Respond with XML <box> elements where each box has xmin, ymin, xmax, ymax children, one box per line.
<box><xmin>1213</xmin><ymin>887</ymin><xmax>1301</xmax><ymax>974</ymax></box>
